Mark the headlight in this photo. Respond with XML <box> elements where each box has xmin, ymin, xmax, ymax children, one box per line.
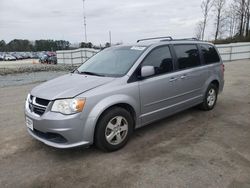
<box><xmin>51</xmin><ymin>98</ymin><xmax>86</xmax><ymax>115</ymax></box>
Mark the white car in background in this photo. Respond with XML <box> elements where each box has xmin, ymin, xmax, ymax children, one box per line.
<box><xmin>0</xmin><ymin>53</ymin><xmax>4</xmax><ymax>61</ymax></box>
<box><xmin>4</xmin><ymin>54</ymin><xmax>16</xmax><ymax>61</ymax></box>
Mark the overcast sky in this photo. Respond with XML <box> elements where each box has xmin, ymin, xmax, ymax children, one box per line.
<box><xmin>0</xmin><ymin>0</ymin><xmax>215</xmax><ymax>45</ymax></box>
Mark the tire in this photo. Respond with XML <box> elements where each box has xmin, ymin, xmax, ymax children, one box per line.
<box><xmin>199</xmin><ymin>83</ymin><xmax>218</xmax><ymax>111</ymax></box>
<box><xmin>95</xmin><ymin>107</ymin><xmax>133</xmax><ymax>152</ymax></box>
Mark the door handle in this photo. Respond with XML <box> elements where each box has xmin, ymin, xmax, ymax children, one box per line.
<box><xmin>180</xmin><ymin>75</ymin><xmax>187</xmax><ymax>79</ymax></box>
<box><xmin>169</xmin><ymin>77</ymin><xmax>178</xmax><ymax>82</ymax></box>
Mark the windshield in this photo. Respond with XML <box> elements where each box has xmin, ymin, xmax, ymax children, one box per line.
<box><xmin>76</xmin><ymin>46</ymin><xmax>146</xmax><ymax>77</ymax></box>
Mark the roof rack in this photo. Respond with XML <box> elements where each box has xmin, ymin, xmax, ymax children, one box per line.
<box><xmin>165</xmin><ymin>38</ymin><xmax>200</xmax><ymax>41</ymax></box>
<box><xmin>137</xmin><ymin>37</ymin><xmax>200</xmax><ymax>43</ymax></box>
<box><xmin>137</xmin><ymin>36</ymin><xmax>173</xmax><ymax>43</ymax></box>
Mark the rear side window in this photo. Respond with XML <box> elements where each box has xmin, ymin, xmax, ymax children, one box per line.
<box><xmin>142</xmin><ymin>46</ymin><xmax>173</xmax><ymax>75</ymax></box>
<box><xmin>174</xmin><ymin>44</ymin><xmax>201</xmax><ymax>70</ymax></box>
<box><xmin>201</xmin><ymin>44</ymin><xmax>220</xmax><ymax>64</ymax></box>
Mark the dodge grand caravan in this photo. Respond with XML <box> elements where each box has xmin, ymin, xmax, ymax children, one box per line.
<box><xmin>25</xmin><ymin>37</ymin><xmax>224</xmax><ymax>151</ymax></box>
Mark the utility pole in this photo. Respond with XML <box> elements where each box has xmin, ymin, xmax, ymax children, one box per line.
<box><xmin>109</xmin><ymin>31</ymin><xmax>112</xmax><ymax>46</ymax></box>
<box><xmin>83</xmin><ymin>0</ymin><xmax>87</xmax><ymax>43</ymax></box>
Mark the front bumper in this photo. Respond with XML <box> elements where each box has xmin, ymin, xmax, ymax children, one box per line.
<box><xmin>27</xmin><ymin>129</ymin><xmax>89</xmax><ymax>148</ymax></box>
<box><xmin>25</xmin><ymin>106</ymin><xmax>90</xmax><ymax>149</ymax></box>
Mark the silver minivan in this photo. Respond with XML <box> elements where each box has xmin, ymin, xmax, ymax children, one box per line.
<box><xmin>25</xmin><ymin>37</ymin><xmax>224</xmax><ymax>151</ymax></box>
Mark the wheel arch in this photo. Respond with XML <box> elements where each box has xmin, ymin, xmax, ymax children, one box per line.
<box><xmin>96</xmin><ymin>103</ymin><xmax>136</xmax><ymax>128</ymax></box>
<box><xmin>83</xmin><ymin>95</ymin><xmax>139</xmax><ymax>144</ymax></box>
<box><xmin>203</xmin><ymin>77</ymin><xmax>220</xmax><ymax>95</ymax></box>
<box><xmin>211</xmin><ymin>80</ymin><xmax>219</xmax><ymax>89</ymax></box>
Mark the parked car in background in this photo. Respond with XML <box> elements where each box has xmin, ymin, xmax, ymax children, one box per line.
<box><xmin>36</xmin><ymin>52</ymin><xmax>45</xmax><ymax>59</ymax></box>
<box><xmin>0</xmin><ymin>51</ymin><xmax>55</xmax><ymax>61</ymax></box>
<box><xmin>26</xmin><ymin>52</ymin><xmax>33</xmax><ymax>59</ymax></box>
<box><xmin>46</xmin><ymin>51</ymin><xmax>56</xmax><ymax>57</ymax></box>
<box><xmin>4</xmin><ymin>54</ymin><xmax>16</xmax><ymax>61</ymax></box>
<box><xmin>0</xmin><ymin>53</ymin><xmax>4</xmax><ymax>61</ymax></box>
<box><xmin>48</xmin><ymin>56</ymin><xmax>57</xmax><ymax>64</ymax></box>
<box><xmin>39</xmin><ymin>55</ymin><xmax>49</xmax><ymax>64</ymax></box>
<box><xmin>39</xmin><ymin>52</ymin><xmax>57</xmax><ymax>64</ymax></box>
<box><xmin>12</xmin><ymin>53</ymin><xmax>24</xmax><ymax>60</ymax></box>
<box><xmin>21</xmin><ymin>52</ymin><xmax>34</xmax><ymax>59</ymax></box>
<box><xmin>32</xmin><ymin>52</ymin><xmax>40</xmax><ymax>59</ymax></box>
<box><xmin>25</xmin><ymin>37</ymin><xmax>224</xmax><ymax>152</ymax></box>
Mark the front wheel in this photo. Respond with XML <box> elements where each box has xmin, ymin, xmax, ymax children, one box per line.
<box><xmin>95</xmin><ymin>107</ymin><xmax>133</xmax><ymax>152</ymax></box>
<box><xmin>199</xmin><ymin>83</ymin><xmax>218</xmax><ymax>111</ymax></box>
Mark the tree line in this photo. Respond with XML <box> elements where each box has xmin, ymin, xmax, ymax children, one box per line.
<box><xmin>0</xmin><ymin>39</ymin><xmax>111</xmax><ymax>52</ymax></box>
<box><xmin>0</xmin><ymin>39</ymin><xmax>71</xmax><ymax>52</ymax></box>
<box><xmin>195</xmin><ymin>0</ymin><xmax>250</xmax><ymax>43</ymax></box>
<box><xmin>80</xmin><ymin>42</ymin><xmax>111</xmax><ymax>49</ymax></box>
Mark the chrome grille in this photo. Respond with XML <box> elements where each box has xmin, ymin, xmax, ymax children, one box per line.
<box><xmin>28</xmin><ymin>95</ymin><xmax>50</xmax><ymax>116</ymax></box>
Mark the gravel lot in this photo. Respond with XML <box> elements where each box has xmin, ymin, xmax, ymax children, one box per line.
<box><xmin>0</xmin><ymin>59</ymin><xmax>39</xmax><ymax>68</ymax></box>
<box><xmin>0</xmin><ymin>60</ymin><xmax>250</xmax><ymax>188</ymax></box>
<box><xmin>0</xmin><ymin>71</ymin><xmax>66</xmax><ymax>87</ymax></box>
<box><xmin>0</xmin><ymin>59</ymin><xmax>76</xmax><ymax>76</ymax></box>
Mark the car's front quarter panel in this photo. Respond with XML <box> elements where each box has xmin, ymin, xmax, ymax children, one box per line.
<box><xmin>78</xmin><ymin>77</ymin><xmax>140</xmax><ymax>143</ymax></box>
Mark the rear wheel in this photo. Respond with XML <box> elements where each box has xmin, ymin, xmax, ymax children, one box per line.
<box><xmin>199</xmin><ymin>83</ymin><xmax>218</xmax><ymax>111</ymax></box>
<box><xmin>95</xmin><ymin>107</ymin><xmax>133</xmax><ymax>152</ymax></box>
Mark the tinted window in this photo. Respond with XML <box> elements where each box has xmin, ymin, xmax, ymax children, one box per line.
<box><xmin>142</xmin><ymin>46</ymin><xmax>173</xmax><ymax>75</ymax></box>
<box><xmin>201</xmin><ymin>44</ymin><xmax>220</xmax><ymax>64</ymax></box>
<box><xmin>174</xmin><ymin>45</ymin><xmax>201</xmax><ymax>70</ymax></box>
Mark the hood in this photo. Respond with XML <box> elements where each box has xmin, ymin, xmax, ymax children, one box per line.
<box><xmin>31</xmin><ymin>73</ymin><xmax>115</xmax><ymax>100</ymax></box>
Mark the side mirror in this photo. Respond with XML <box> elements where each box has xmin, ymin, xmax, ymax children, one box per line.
<box><xmin>141</xmin><ymin>66</ymin><xmax>155</xmax><ymax>78</ymax></box>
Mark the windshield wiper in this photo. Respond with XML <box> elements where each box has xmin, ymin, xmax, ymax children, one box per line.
<box><xmin>79</xmin><ymin>71</ymin><xmax>105</xmax><ymax>77</ymax></box>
